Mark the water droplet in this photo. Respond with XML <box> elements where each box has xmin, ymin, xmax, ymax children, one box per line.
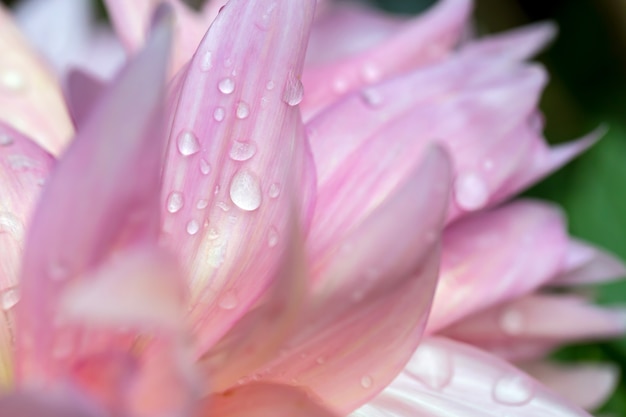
<box><xmin>406</xmin><ymin>345</ymin><xmax>453</xmax><ymax>390</ymax></box>
<box><xmin>207</xmin><ymin>228</ymin><xmax>220</xmax><ymax>240</ymax></box>
<box><xmin>196</xmin><ymin>199</ymin><xmax>209</xmax><ymax>210</ymax></box>
<box><xmin>256</xmin><ymin>2</ymin><xmax>277</xmax><ymax>30</ymax></box>
<box><xmin>216</xmin><ymin>201</ymin><xmax>230</xmax><ymax>212</ymax></box>
<box><xmin>492</xmin><ymin>374</ymin><xmax>534</xmax><ymax>406</ymax></box>
<box><xmin>455</xmin><ymin>172</ymin><xmax>488</xmax><ymax>211</ymax></box>
<box><xmin>1</xmin><ymin>70</ymin><xmax>25</xmax><ymax>91</ymax></box>
<box><xmin>333</xmin><ymin>78</ymin><xmax>348</xmax><ymax>94</ymax></box>
<box><xmin>177</xmin><ymin>130</ymin><xmax>201</xmax><ymax>156</ymax></box>
<box><xmin>499</xmin><ymin>307</ymin><xmax>524</xmax><ymax>335</ymax></box>
<box><xmin>0</xmin><ymin>133</ymin><xmax>13</xmax><ymax>146</ymax></box>
<box><xmin>167</xmin><ymin>191</ymin><xmax>184</xmax><ymax>214</ymax></box>
<box><xmin>229</xmin><ymin>170</ymin><xmax>262</xmax><ymax>211</ymax></box>
<box><xmin>361</xmin><ymin>63</ymin><xmax>381</xmax><ymax>82</ymax></box>
<box><xmin>236</xmin><ymin>101</ymin><xmax>250</xmax><ymax>119</ymax></box>
<box><xmin>219</xmin><ymin>291</ymin><xmax>238</xmax><ymax>310</ymax></box>
<box><xmin>200</xmin><ymin>50</ymin><xmax>213</xmax><ymax>71</ymax></box>
<box><xmin>200</xmin><ymin>159</ymin><xmax>211</xmax><ymax>175</ymax></box>
<box><xmin>361</xmin><ymin>88</ymin><xmax>383</xmax><ymax>107</ymax></box>
<box><xmin>186</xmin><ymin>220</ymin><xmax>200</xmax><ymax>236</ymax></box>
<box><xmin>283</xmin><ymin>73</ymin><xmax>304</xmax><ymax>106</ymax></box>
<box><xmin>224</xmin><ymin>57</ymin><xmax>233</xmax><ymax>68</ymax></box>
<box><xmin>360</xmin><ymin>375</ymin><xmax>373</xmax><ymax>389</ymax></box>
<box><xmin>268</xmin><ymin>227</ymin><xmax>278</xmax><ymax>248</ymax></box>
<box><xmin>268</xmin><ymin>183</ymin><xmax>281</xmax><ymax>199</ymax></box>
<box><xmin>213</xmin><ymin>107</ymin><xmax>225</xmax><ymax>122</ymax></box>
<box><xmin>260</xmin><ymin>96</ymin><xmax>270</xmax><ymax>109</ymax></box>
<box><xmin>229</xmin><ymin>140</ymin><xmax>257</xmax><ymax>161</ymax></box>
<box><xmin>214</xmin><ymin>185</ymin><xmax>221</xmax><ymax>195</ymax></box>
<box><xmin>266</xmin><ymin>80</ymin><xmax>275</xmax><ymax>90</ymax></box>
<box><xmin>218</xmin><ymin>77</ymin><xmax>235</xmax><ymax>95</ymax></box>
<box><xmin>1</xmin><ymin>286</ymin><xmax>19</xmax><ymax>311</ymax></box>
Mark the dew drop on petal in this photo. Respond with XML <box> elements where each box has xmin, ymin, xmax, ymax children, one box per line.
<box><xmin>283</xmin><ymin>73</ymin><xmax>304</xmax><ymax>106</ymax></box>
<box><xmin>333</xmin><ymin>78</ymin><xmax>348</xmax><ymax>94</ymax></box>
<box><xmin>207</xmin><ymin>228</ymin><xmax>220</xmax><ymax>240</ymax></box>
<box><xmin>200</xmin><ymin>50</ymin><xmax>213</xmax><ymax>71</ymax></box>
<box><xmin>177</xmin><ymin>130</ymin><xmax>201</xmax><ymax>156</ymax></box>
<box><xmin>361</xmin><ymin>88</ymin><xmax>383</xmax><ymax>107</ymax></box>
<box><xmin>236</xmin><ymin>101</ymin><xmax>250</xmax><ymax>119</ymax></box>
<box><xmin>196</xmin><ymin>199</ymin><xmax>209</xmax><ymax>210</ymax></box>
<box><xmin>268</xmin><ymin>227</ymin><xmax>278</xmax><ymax>248</ymax></box>
<box><xmin>492</xmin><ymin>374</ymin><xmax>534</xmax><ymax>406</ymax></box>
<box><xmin>216</xmin><ymin>201</ymin><xmax>230</xmax><ymax>212</ymax></box>
<box><xmin>1</xmin><ymin>286</ymin><xmax>19</xmax><ymax>311</ymax></box>
<box><xmin>219</xmin><ymin>291</ymin><xmax>238</xmax><ymax>310</ymax></box>
<box><xmin>213</xmin><ymin>107</ymin><xmax>225</xmax><ymax>122</ymax></box>
<box><xmin>455</xmin><ymin>172</ymin><xmax>488</xmax><ymax>211</ymax></box>
<box><xmin>266</xmin><ymin>80</ymin><xmax>275</xmax><ymax>90</ymax></box>
<box><xmin>229</xmin><ymin>140</ymin><xmax>257</xmax><ymax>161</ymax></box>
<box><xmin>0</xmin><ymin>133</ymin><xmax>13</xmax><ymax>146</ymax></box>
<box><xmin>361</xmin><ymin>63</ymin><xmax>381</xmax><ymax>83</ymax></box>
<box><xmin>499</xmin><ymin>307</ymin><xmax>525</xmax><ymax>335</ymax></box>
<box><xmin>360</xmin><ymin>375</ymin><xmax>373</xmax><ymax>389</ymax></box>
<box><xmin>268</xmin><ymin>183</ymin><xmax>281</xmax><ymax>199</ymax></box>
<box><xmin>255</xmin><ymin>1</ymin><xmax>277</xmax><ymax>30</ymax></box>
<box><xmin>167</xmin><ymin>191</ymin><xmax>184</xmax><ymax>213</ymax></box>
<box><xmin>229</xmin><ymin>170</ymin><xmax>262</xmax><ymax>211</ymax></box>
<box><xmin>218</xmin><ymin>77</ymin><xmax>235</xmax><ymax>95</ymax></box>
<box><xmin>406</xmin><ymin>345</ymin><xmax>453</xmax><ymax>390</ymax></box>
<box><xmin>200</xmin><ymin>159</ymin><xmax>211</xmax><ymax>175</ymax></box>
<box><xmin>186</xmin><ymin>219</ymin><xmax>200</xmax><ymax>236</ymax></box>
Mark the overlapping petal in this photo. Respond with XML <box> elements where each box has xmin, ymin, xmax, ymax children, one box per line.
<box><xmin>550</xmin><ymin>239</ymin><xmax>626</xmax><ymax>285</ymax></box>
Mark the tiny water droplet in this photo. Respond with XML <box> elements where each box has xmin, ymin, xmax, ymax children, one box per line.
<box><xmin>268</xmin><ymin>183</ymin><xmax>281</xmax><ymax>199</ymax></box>
<box><xmin>200</xmin><ymin>159</ymin><xmax>211</xmax><ymax>175</ymax></box>
<box><xmin>266</xmin><ymin>80</ymin><xmax>275</xmax><ymax>90</ymax></box>
<box><xmin>214</xmin><ymin>185</ymin><xmax>221</xmax><ymax>195</ymax></box>
<box><xmin>0</xmin><ymin>133</ymin><xmax>13</xmax><ymax>146</ymax></box>
<box><xmin>406</xmin><ymin>345</ymin><xmax>453</xmax><ymax>390</ymax></box>
<box><xmin>361</xmin><ymin>63</ymin><xmax>381</xmax><ymax>82</ymax></box>
<box><xmin>283</xmin><ymin>73</ymin><xmax>304</xmax><ymax>106</ymax></box>
<box><xmin>255</xmin><ymin>2</ymin><xmax>277</xmax><ymax>30</ymax></box>
<box><xmin>167</xmin><ymin>191</ymin><xmax>184</xmax><ymax>214</ymax></box>
<box><xmin>218</xmin><ymin>77</ymin><xmax>235</xmax><ymax>95</ymax></box>
<box><xmin>207</xmin><ymin>228</ymin><xmax>220</xmax><ymax>240</ymax></box>
<box><xmin>224</xmin><ymin>57</ymin><xmax>233</xmax><ymax>68</ymax></box>
<box><xmin>229</xmin><ymin>140</ymin><xmax>257</xmax><ymax>161</ymax></box>
<box><xmin>216</xmin><ymin>201</ymin><xmax>230</xmax><ymax>212</ymax></box>
<box><xmin>268</xmin><ymin>227</ymin><xmax>278</xmax><ymax>248</ymax></box>
<box><xmin>200</xmin><ymin>50</ymin><xmax>213</xmax><ymax>71</ymax></box>
<box><xmin>236</xmin><ymin>101</ymin><xmax>250</xmax><ymax>119</ymax></box>
<box><xmin>492</xmin><ymin>374</ymin><xmax>534</xmax><ymax>406</ymax></box>
<box><xmin>361</xmin><ymin>88</ymin><xmax>383</xmax><ymax>107</ymax></box>
<box><xmin>229</xmin><ymin>170</ymin><xmax>262</xmax><ymax>211</ymax></box>
<box><xmin>219</xmin><ymin>291</ymin><xmax>238</xmax><ymax>310</ymax></box>
<box><xmin>260</xmin><ymin>96</ymin><xmax>270</xmax><ymax>109</ymax></box>
<box><xmin>455</xmin><ymin>172</ymin><xmax>488</xmax><ymax>211</ymax></box>
<box><xmin>360</xmin><ymin>375</ymin><xmax>373</xmax><ymax>389</ymax></box>
<box><xmin>177</xmin><ymin>130</ymin><xmax>201</xmax><ymax>156</ymax></box>
<box><xmin>1</xmin><ymin>70</ymin><xmax>25</xmax><ymax>91</ymax></box>
<box><xmin>186</xmin><ymin>220</ymin><xmax>200</xmax><ymax>235</ymax></box>
<box><xmin>1</xmin><ymin>286</ymin><xmax>19</xmax><ymax>311</ymax></box>
<box><xmin>213</xmin><ymin>107</ymin><xmax>225</xmax><ymax>122</ymax></box>
<box><xmin>196</xmin><ymin>199</ymin><xmax>209</xmax><ymax>210</ymax></box>
<box><xmin>499</xmin><ymin>307</ymin><xmax>524</xmax><ymax>335</ymax></box>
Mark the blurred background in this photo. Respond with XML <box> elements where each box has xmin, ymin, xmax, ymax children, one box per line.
<box><xmin>1</xmin><ymin>0</ymin><xmax>625</xmax><ymax>414</ymax></box>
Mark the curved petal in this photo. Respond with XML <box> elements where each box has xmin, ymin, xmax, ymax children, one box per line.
<box><xmin>16</xmin><ymin>17</ymin><xmax>172</xmax><ymax>384</ymax></box>
<box><xmin>521</xmin><ymin>361</ymin><xmax>618</xmax><ymax>411</ymax></box>
<box><xmin>257</xmin><ymin>148</ymin><xmax>451</xmax><ymax>413</ymax></box>
<box><xmin>353</xmin><ymin>337</ymin><xmax>592</xmax><ymax>417</ymax></box>
<box><xmin>200</xmin><ymin>383</ymin><xmax>339</xmax><ymax>417</ymax></box>
<box><xmin>427</xmin><ymin>201</ymin><xmax>568</xmax><ymax>333</ymax></box>
<box><xmin>0</xmin><ymin>5</ymin><xmax>73</xmax><ymax>155</ymax></box>
<box><xmin>161</xmin><ymin>0</ymin><xmax>317</xmax><ymax>355</ymax></box>
<box><xmin>550</xmin><ymin>239</ymin><xmax>626</xmax><ymax>286</ymax></box>
<box><xmin>301</xmin><ymin>0</ymin><xmax>472</xmax><ymax>119</ymax></box>
<box><xmin>65</xmin><ymin>70</ymin><xmax>106</xmax><ymax>129</ymax></box>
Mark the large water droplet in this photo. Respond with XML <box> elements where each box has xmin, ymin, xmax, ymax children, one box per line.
<box><xmin>219</xmin><ymin>291</ymin><xmax>238</xmax><ymax>310</ymax></box>
<box><xmin>0</xmin><ymin>133</ymin><xmax>14</xmax><ymax>146</ymax></box>
<box><xmin>492</xmin><ymin>374</ymin><xmax>534</xmax><ymax>406</ymax></box>
<box><xmin>200</xmin><ymin>159</ymin><xmax>211</xmax><ymax>175</ymax></box>
<box><xmin>236</xmin><ymin>101</ymin><xmax>250</xmax><ymax>119</ymax></box>
<box><xmin>167</xmin><ymin>191</ymin><xmax>184</xmax><ymax>214</ymax></box>
<box><xmin>229</xmin><ymin>170</ymin><xmax>262</xmax><ymax>211</ymax></box>
<box><xmin>283</xmin><ymin>73</ymin><xmax>304</xmax><ymax>106</ymax></box>
<box><xmin>218</xmin><ymin>77</ymin><xmax>235</xmax><ymax>95</ymax></box>
<box><xmin>360</xmin><ymin>375</ymin><xmax>373</xmax><ymax>389</ymax></box>
<box><xmin>455</xmin><ymin>172</ymin><xmax>488</xmax><ymax>211</ymax></box>
<box><xmin>406</xmin><ymin>345</ymin><xmax>453</xmax><ymax>390</ymax></box>
<box><xmin>186</xmin><ymin>220</ymin><xmax>200</xmax><ymax>236</ymax></box>
<box><xmin>1</xmin><ymin>286</ymin><xmax>19</xmax><ymax>311</ymax></box>
<box><xmin>1</xmin><ymin>70</ymin><xmax>25</xmax><ymax>91</ymax></box>
<box><xmin>177</xmin><ymin>130</ymin><xmax>201</xmax><ymax>156</ymax></box>
<box><xmin>229</xmin><ymin>140</ymin><xmax>257</xmax><ymax>161</ymax></box>
<box><xmin>499</xmin><ymin>307</ymin><xmax>524</xmax><ymax>335</ymax></box>
<box><xmin>200</xmin><ymin>50</ymin><xmax>213</xmax><ymax>71</ymax></box>
<box><xmin>213</xmin><ymin>107</ymin><xmax>225</xmax><ymax>122</ymax></box>
<box><xmin>268</xmin><ymin>183</ymin><xmax>281</xmax><ymax>199</ymax></box>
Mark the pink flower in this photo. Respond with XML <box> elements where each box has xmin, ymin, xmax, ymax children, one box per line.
<box><xmin>0</xmin><ymin>0</ymin><xmax>623</xmax><ymax>417</ymax></box>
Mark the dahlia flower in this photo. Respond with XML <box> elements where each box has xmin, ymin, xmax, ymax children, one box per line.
<box><xmin>0</xmin><ymin>0</ymin><xmax>623</xmax><ymax>416</ymax></box>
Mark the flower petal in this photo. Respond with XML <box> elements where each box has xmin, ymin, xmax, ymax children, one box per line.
<box><xmin>257</xmin><ymin>147</ymin><xmax>451</xmax><ymax>413</ymax></box>
<box><xmin>161</xmin><ymin>0</ymin><xmax>317</xmax><ymax>355</ymax></box>
<box><xmin>427</xmin><ymin>201</ymin><xmax>568</xmax><ymax>333</ymax></box>
<box><xmin>16</xmin><ymin>16</ymin><xmax>172</xmax><ymax>384</ymax></box>
<box><xmin>0</xmin><ymin>390</ymin><xmax>102</xmax><ymax>417</ymax></box>
<box><xmin>301</xmin><ymin>0</ymin><xmax>471</xmax><ymax>118</ymax></box>
<box><xmin>550</xmin><ymin>239</ymin><xmax>626</xmax><ymax>285</ymax></box>
<box><xmin>65</xmin><ymin>70</ymin><xmax>106</xmax><ymax>129</ymax></box>
<box><xmin>200</xmin><ymin>383</ymin><xmax>339</xmax><ymax>417</ymax></box>
<box><xmin>352</xmin><ymin>337</ymin><xmax>592</xmax><ymax>417</ymax></box>
<box><xmin>521</xmin><ymin>361</ymin><xmax>618</xmax><ymax>411</ymax></box>
<box><xmin>0</xmin><ymin>5</ymin><xmax>73</xmax><ymax>154</ymax></box>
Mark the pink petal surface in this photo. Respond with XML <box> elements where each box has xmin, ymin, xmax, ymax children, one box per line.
<box><xmin>161</xmin><ymin>0</ymin><xmax>317</xmax><ymax>356</ymax></box>
<box><xmin>352</xmin><ymin>337</ymin><xmax>592</xmax><ymax>417</ymax></box>
<box><xmin>301</xmin><ymin>0</ymin><xmax>472</xmax><ymax>119</ymax></box>
<box><xmin>65</xmin><ymin>70</ymin><xmax>106</xmax><ymax>129</ymax></box>
<box><xmin>441</xmin><ymin>294</ymin><xmax>626</xmax><ymax>347</ymax></box>
<box><xmin>200</xmin><ymin>383</ymin><xmax>339</xmax><ymax>417</ymax></box>
<box><xmin>521</xmin><ymin>361</ymin><xmax>619</xmax><ymax>411</ymax></box>
<box><xmin>16</xmin><ymin>16</ymin><xmax>172</xmax><ymax>385</ymax></box>
<box><xmin>427</xmin><ymin>201</ymin><xmax>568</xmax><ymax>333</ymax></box>
<box><xmin>0</xmin><ymin>5</ymin><xmax>73</xmax><ymax>155</ymax></box>
<box><xmin>0</xmin><ymin>390</ymin><xmax>102</xmax><ymax>417</ymax></box>
<box><xmin>550</xmin><ymin>239</ymin><xmax>626</xmax><ymax>285</ymax></box>
<box><xmin>256</xmin><ymin>148</ymin><xmax>451</xmax><ymax>413</ymax></box>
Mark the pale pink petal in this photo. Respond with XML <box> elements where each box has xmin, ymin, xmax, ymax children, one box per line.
<box><xmin>427</xmin><ymin>201</ymin><xmax>568</xmax><ymax>333</ymax></box>
<box><xmin>258</xmin><ymin>148</ymin><xmax>451</xmax><ymax>413</ymax></box>
<box><xmin>0</xmin><ymin>390</ymin><xmax>102</xmax><ymax>417</ymax></box>
<box><xmin>16</xmin><ymin>18</ymin><xmax>172</xmax><ymax>384</ymax></box>
<box><xmin>352</xmin><ymin>337</ymin><xmax>592</xmax><ymax>417</ymax></box>
<box><xmin>521</xmin><ymin>361</ymin><xmax>619</xmax><ymax>411</ymax></box>
<box><xmin>301</xmin><ymin>0</ymin><xmax>472</xmax><ymax>119</ymax></box>
<box><xmin>65</xmin><ymin>70</ymin><xmax>106</xmax><ymax>129</ymax></box>
<box><xmin>198</xmin><ymin>217</ymin><xmax>307</xmax><ymax>391</ymax></box>
<box><xmin>551</xmin><ymin>239</ymin><xmax>626</xmax><ymax>285</ymax></box>
<box><xmin>200</xmin><ymin>383</ymin><xmax>339</xmax><ymax>417</ymax></box>
<box><xmin>161</xmin><ymin>0</ymin><xmax>317</xmax><ymax>355</ymax></box>
<box><xmin>0</xmin><ymin>5</ymin><xmax>73</xmax><ymax>155</ymax></box>
<box><xmin>441</xmin><ymin>294</ymin><xmax>626</xmax><ymax>346</ymax></box>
